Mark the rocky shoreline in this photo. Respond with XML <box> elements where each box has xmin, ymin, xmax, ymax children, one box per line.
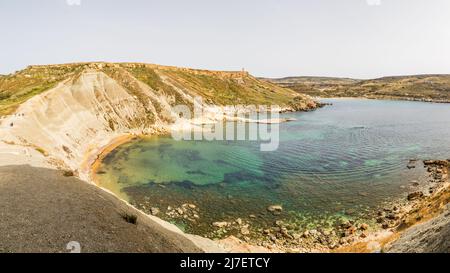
<box><xmin>120</xmin><ymin>156</ymin><xmax>449</xmax><ymax>253</ymax></box>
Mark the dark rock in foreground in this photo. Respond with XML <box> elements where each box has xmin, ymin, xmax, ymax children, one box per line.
<box><xmin>387</xmin><ymin>205</ymin><xmax>450</xmax><ymax>253</ymax></box>
<box><xmin>0</xmin><ymin>165</ymin><xmax>202</xmax><ymax>253</ymax></box>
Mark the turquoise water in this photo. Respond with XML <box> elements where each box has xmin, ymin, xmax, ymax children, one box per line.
<box><xmin>97</xmin><ymin>99</ymin><xmax>450</xmax><ymax>236</ymax></box>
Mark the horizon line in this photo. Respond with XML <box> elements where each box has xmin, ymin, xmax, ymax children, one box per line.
<box><xmin>2</xmin><ymin>61</ymin><xmax>450</xmax><ymax>81</ymax></box>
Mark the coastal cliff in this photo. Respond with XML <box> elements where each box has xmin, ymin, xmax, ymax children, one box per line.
<box><xmin>0</xmin><ymin>63</ymin><xmax>318</xmax><ymax>182</ymax></box>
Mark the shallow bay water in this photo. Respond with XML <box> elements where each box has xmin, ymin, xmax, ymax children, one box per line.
<box><xmin>96</xmin><ymin>99</ymin><xmax>450</xmax><ymax>236</ymax></box>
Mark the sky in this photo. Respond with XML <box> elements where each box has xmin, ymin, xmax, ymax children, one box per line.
<box><xmin>1</xmin><ymin>0</ymin><xmax>450</xmax><ymax>78</ymax></box>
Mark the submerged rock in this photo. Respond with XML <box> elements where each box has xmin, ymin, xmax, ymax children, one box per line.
<box><xmin>359</xmin><ymin>223</ymin><xmax>369</xmax><ymax>230</ymax></box>
<box><xmin>240</xmin><ymin>225</ymin><xmax>250</xmax><ymax>236</ymax></box>
<box><xmin>423</xmin><ymin>160</ymin><xmax>449</xmax><ymax>166</ymax></box>
<box><xmin>150</xmin><ymin>207</ymin><xmax>160</xmax><ymax>216</ymax></box>
<box><xmin>407</xmin><ymin>191</ymin><xmax>424</xmax><ymax>201</ymax></box>
<box><xmin>212</xmin><ymin>221</ymin><xmax>229</xmax><ymax>228</ymax></box>
<box><xmin>346</xmin><ymin>226</ymin><xmax>357</xmax><ymax>236</ymax></box>
<box><xmin>267</xmin><ymin>205</ymin><xmax>283</xmax><ymax>215</ymax></box>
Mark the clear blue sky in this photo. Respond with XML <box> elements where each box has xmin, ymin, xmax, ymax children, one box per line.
<box><xmin>1</xmin><ymin>0</ymin><xmax>450</xmax><ymax>78</ymax></box>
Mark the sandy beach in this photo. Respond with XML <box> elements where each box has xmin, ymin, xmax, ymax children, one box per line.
<box><xmin>88</xmin><ymin>134</ymin><xmax>136</xmax><ymax>185</ymax></box>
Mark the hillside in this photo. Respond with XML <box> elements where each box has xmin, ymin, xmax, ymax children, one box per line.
<box><xmin>0</xmin><ymin>63</ymin><xmax>317</xmax><ymax>116</ymax></box>
<box><xmin>0</xmin><ymin>64</ymin><xmax>86</xmax><ymax>115</ymax></box>
<box><xmin>264</xmin><ymin>75</ymin><xmax>450</xmax><ymax>102</ymax></box>
<box><xmin>0</xmin><ymin>62</ymin><xmax>319</xmax><ymax>181</ymax></box>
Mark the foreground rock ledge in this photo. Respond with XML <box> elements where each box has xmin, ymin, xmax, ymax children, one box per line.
<box><xmin>0</xmin><ymin>165</ymin><xmax>206</xmax><ymax>253</ymax></box>
<box><xmin>387</xmin><ymin>204</ymin><xmax>450</xmax><ymax>253</ymax></box>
